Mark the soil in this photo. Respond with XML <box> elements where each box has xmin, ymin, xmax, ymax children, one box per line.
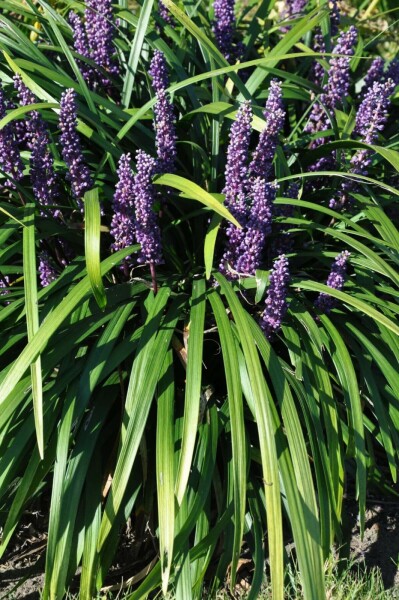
<box><xmin>2</xmin><ymin>499</ymin><xmax>399</xmax><ymax>599</ymax></box>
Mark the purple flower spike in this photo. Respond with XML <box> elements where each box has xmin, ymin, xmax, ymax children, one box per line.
<box><xmin>149</xmin><ymin>51</ymin><xmax>177</xmax><ymax>175</ymax></box>
<box><xmin>323</xmin><ymin>26</ymin><xmax>358</xmax><ymax>110</ymax></box>
<box><xmin>153</xmin><ymin>88</ymin><xmax>177</xmax><ymax>175</ymax></box>
<box><xmin>14</xmin><ymin>76</ymin><xmax>59</xmax><ymax>212</ymax></box>
<box><xmin>355</xmin><ymin>79</ymin><xmax>395</xmax><ymax>144</ymax></box>
<box><xmin>213</xmin><ymin>0</ymin><xmax>242</xmax><ymax>62</ymax></box>
<box><xmin>0</xmin><ymin>82</ymin><xmax>24</xmax><ymax>188</ymax></box>
<box><xmin>69</xmin><ymin>11</ymin><xmax>95</xmax><ymax>86</ymax></box>
<box><xmin>260</xmin><ymin>254</ymin><xmax>290</xmax><ymax>340</ymax></box>
<box><xmin>250</xmin><ymin>80</ymin><xmax>285</xmax><ymax>181</ymax></box>
<box><xmin>38</xmin><ymin>251</ymin><xmax>58</xmax><ymax>287</ymax></box>
<box><xmin>31</xmin><ymin>136</ymin><xmax>59</xmax><ymax>214</ymax></box>
<box><xmin>85</xmin><ymin>0</ymin><xmax>119</xmax><ymax>87</ymax></box>
<box><xmin>59</xmin><ymin>89</ymin><xmax>93</xmax><ymax>204</ymax></box>
<box><xmin>387</xmin><ymin>59</ymin><xmax>399</xmax><ymax>85</ymax></box>
<box><xmin>236</xmin><ymin>179</ymin><xmax>277</xmax><ymax>275</ymax></box>
<box><xmin>133</xmin><ymin>150</ymin><xmax>163</xmax><ymax>265</ymax></box>
<box><xmin>315</xmin><ymin>250</ymin><xmax>350</xmax><ymax>313</ymax></box>
<box><xmin>306</xmin><ymin>26</ymin><xmax>357</xmax><ymax>138</ymax></box>
<box><xmin>159</xmin><ymin>1</ymin><xmax>175</xmax><ymax>26</ymax></box>
<box><xmin>110</xmin><ymin>153</ymin><xmax>136</xmax><ymax>260</ymax></box>
<box><xmin>224</xmin><ymin>100</ymin><xmax>252</xmax><ymax>217</ymax></box>
<box><xmin>149</xmin><ymin>50</ymin><xmax>170</xmax><ymax>93</ymax></box>
<box><xmin>0</xmin><ymin>275</ymin><xmax>10</xmax><ymax>302</ymax></box>
<box><xmin>363</xmin><ymin>57</ymin><xmax>385</xmax><ymax>92</ymax></box>
<box><xmin>219</xmin><ymin>101</ymin><xmax>252</xmax><ymax>275</ymax></box>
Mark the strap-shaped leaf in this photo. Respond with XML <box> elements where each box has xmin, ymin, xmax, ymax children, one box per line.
<box><xmin>154</xmin><ymin>174</ymin><xmax>241</xmax><ymax>227</ymax></box>
<box><xmin>23</xmin><ymin>204</ymin><xmax>43</xmax><ymax>458</ymax></box>
<box><xmin>84</xmin><ymin>188</ymin><xmax>107</xmax><ymax>311</ymax></box>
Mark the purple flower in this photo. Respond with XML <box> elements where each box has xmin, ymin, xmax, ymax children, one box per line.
<box><xmin>306</xmin><ymin>27</ymin><xmax>358</xmax><ymax>138</ymax></box>
<box><xmin>14</xmin><ymin>76</ymin><xmax>58</xmax><ymax>213</ymax></box>
<box><xmin>224</xmin><ymin>101</ymin><xmax>252</xmax><ymax>216</ymax></box>
<box><xmin>149</xmin><ymin>52</ymin><xmax>177</xmax><ymax>176</ymax></box>
<box><xmin>330</xmin><ymin>79</ymin><xmax>395</xmax><ymax>210</ymax></box>
<box><xmin>250</xmin><ymin>80</ymin><xmax>285</xmax><ymax>181</ymax></box>
<box><xmin>0</xmin><ymin>275</ymin><xmax>10</xmax><ymax>302</ymax></box>
<box><xmin>363</xmin><ymin>57</ymin><xmax>385</xmax><ymax>92</ymax></box>
<box><xmin>38</xmin><ymin>251</ymin><xmax>58</xmax><ymax>287</ymax></box>
<box><xmin>260</xmin><ymin>254</ymin><xmax>290</xmax><ymax>339</ymax></box>
<box><xmin>387</xmin><ymin>59</ymin><xmax>399</xmax><ymax>85</ymax></box>
<box><xmin>315</xmin><ymin>250</ymin><xmax>350</xmax><ymax>313</ymax></box>
<box><xmin>323</xmin><ymin>26</ymin><xmax>357</xmax><ymax>109</ymax></box>
<box><xmin>0</xmin><ymin>82</ymin><xmax>24</xmax><ymax>188</ymax></box>
<box><xmin>85</xmin><ymin>0</ymin><xmax>119</xmax><ymax>87</ymax></box>
<box><xmin>235</xmin><ymin>179</ymin><xmax>277</xmax><ymax>275</ymax></box>
<box><xmin>31</xmin><ymin>135</ymin><xmax>59</xmax><ymax>214</ymax></box>
<box><xmin>133</xmin><ymin>150</ymin><xmax>163</xmax><ymax>265</ymax></box>
<box><xmin>149</xmin><ymin>50</ymin><xmax>170</xmax><ymax>93</ymax></box>
<box><xmin>219</xmin><ymin>101</ymin><xmax>252</xmax><ymax>275</ymax></box>
<box><xmin>311</xmin><ymin>1</ymin><xmax>340</xmax><ymax>86</ymax></box>
<box><xmin>59</xmin><ymin>89</ymin><xmax>93</xmax><ymax>205</ymax></box>
<box><xmin>212</xmin><ymin>0</ymin><xmax>242</xmax><ymax>62</ymax></box>
<box><xmin>159</xmin><ymin>1</ymin><xmax>174</xmax><ymax>26</ymax></box>
<box><xmin>69</xmin><ymin>11</ymin><xmax>95</xmax><ymax>87</ymax></box>
<box><xmin>281</xmin><ymin>0</ymin><xmax>307</xmax><ymax>20</ymax></box>
<box><xmin>355</xmin><ymin>79</ymin><xmax>395</xmax><ymax>144</ymax></box>
<box><xmin>110</xmin><ymin>154</ymin><xmax>135</xmax><ymax>261</ymax></box>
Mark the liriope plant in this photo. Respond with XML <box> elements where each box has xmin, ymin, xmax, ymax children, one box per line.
<box><xmin>0</xmin><ymin>0</ymin><xmax>399</xmax><ymax>599</ymax></box>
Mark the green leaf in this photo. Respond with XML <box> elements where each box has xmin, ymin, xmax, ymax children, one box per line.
<box><xmin>156</xmin><ymin>350</ymin><xmax>176</xmax><ymax>595</ymax></box>
<box><xmin>84</xmin><ymin>188</ymin><xmax>107</xmax><ymax>311</ymax></box>
<box><xmin>23</xmin><ymin>204</ymin><xmax>43</xmax><ymax>459</ymax></box>
<box><xmin>97</xmin><ymin>293</ymin><xmax>182</xmax><ymax>552</ymax></box>
<box><xmin>0</xmin><ymin>245</ymin><xmax>138</xmax><ymax>407</ymax></box>
<box><xmin>154</xmin><ymin>174</ymin><xmax>241</xmax><ymax>227</ymax></box>
<box><xmin>204</xmin><ymin>213</ymin><xmax>222</xmax><ymax>280</ymax></box>
<box><xmin>296</xmin><ymin>280</ymin><xmax>399</xmax><ymax>335</ymax></box>
<box><xmin>0</xmin><ymin>102</ymin><xmax>59</xmax><ymax>130</ymax></box>
<box><xmin>215</xmin><ymin>274</ymin><xmax>284</xmax><ymax>600</ymax></box>
<box><xmin>208</xmin><ymin>290</ymin><xmax>247</xmax><ymax>588</ymax></box>
<box><xmin>122</xmin><ymin>0</ymin><xmax>154</xmax><ymax>108</ymax></box>
<box><xmin>176</xmin><ymin>278</ymin><xmax>206</xmax><ymax>503</ymax></box>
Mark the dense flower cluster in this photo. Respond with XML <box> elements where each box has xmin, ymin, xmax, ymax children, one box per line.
<box><xmin>85</xmin><ymin>0</ymin><xmax>119</xmax><ymax>83</ymax></box>
<box><xmin>260</xmin><ymin>254</ymin><xmax>290</xmax><ymax>339</ymax></box>
<box><xmin>306</xmin><ymin>26</ymin><xmax>358</xmax><ymax>140</ymax></box>
<box><xmin>110</xmin><ymin>154</ymin><xmax>136</xmax><ymax>262</ymax></box>
<box><xmin>223</xmin><ymin>101</ymin><xmax>252</xmax><ymax>216</ymax></box>
<box><xmin>315</xmin><ymin>250</ymin><xmax>350</xmax><ymax>313</ymax></box>
<box><xmin>69</xmin><ymin>11</ymin><xmax>95</xmax><ymax>86</ymax></box>
<box><xmin>235</xmin><ymin>179</ymin><xmax>277</xmax><ymax>275</ymax></box>
<box><xmin>59</xmin><ymin>89</ymin><xmax>93</xmax><ymax>205</ymax></box>
<box><xmin>280</xmin><ymin>0</ymin><xmax>307</xmax><ymax>21</ymax></box>
<box><xmin>219</xmin><ymin>101</ymin><xmax>252</xmax><ymax>273</ymax></box>
<box><xmin>212</xmin><ymin>0</ymin><xmax>242</xmax><ymax>62</ymax></box>
<box><xmin>363</xmin><ymin>58</ymin><xmax>399</xmax><ymax>92</ymax></box>
<box><xmin>14</xmin><ymin>76</ymin><xmax>58</xmax><ymax>213</ymax></box>
<box><xmin>38</xmin><ymin>251</ymin><xmax>58</xmax><ymax>287</ymax></box>
<box><xmin>133</xmin><ymin>150</ymin><xmax>163</xmax><ymax>265</ymax></box>
<box><xmin>149</xmin><ymin>50</ymin><xmax>170</xmax><ymax>93</ymax></box>
<box><xmin>0</xmin><ymin>82</ymin><xmax>24</xmax><ymax>187</ymax></box>
<box><xmin>220</xmin><ymin>85</ymin><xmax>286</xmax><ymax>276</ymax></box>
<box><xmin>159</xmin><ymin>1</ymin><xmax>174</xmax><ymax>25</ymax></box>
<box><xmin>330</xmin><ymin>79</ymin><xmax>395</xmax><ymax>209</ymax></box>
<box><xmin>149</xmin><ymin>51</ymin><xmax>177</xmax><ymax>176</ymax></box>
<box><xmin>69</xmin><ymin>0</ymin><xmax>118</xmax><ymax>90</ymax></box>
<box><xmin>250</xmin><ymin>80</ymin><xmax>285</xmax><ymax>181</ymax></box>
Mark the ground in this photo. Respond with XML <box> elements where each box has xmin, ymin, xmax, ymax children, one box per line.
<box><xmin>2</xmin><ymin>499</ymin><xmax>399</xmax><ymax>599</ymax></box>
